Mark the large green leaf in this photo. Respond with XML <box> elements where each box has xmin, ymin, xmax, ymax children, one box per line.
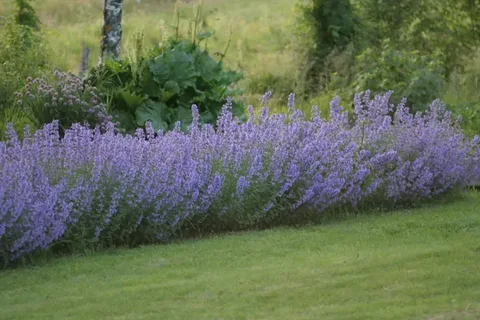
<box><xmin>175</xmin><ymin>87</ymin><xmax>198</xmax><ymax>108</ymax></box>
<box><xmin>171</xmin><ymin>39</ymin><xmax>196</xmax><ymax>54</ymax></box>
<box><xmin>199</xmin><ymin>109</ymin><xmax>216</xmax><ymax>124</ymax></box>
<box><xmin>159</xmin><ymin>80</ymin><xmax>181</xmax><ymax>102</ymax></box>
<box><xmin>148</xmin><ymin>58</ymin><xmax>170</xmax><ymax>84</ymax></box>
<box><xmin>135</xmin><ymin>100</ymin><xmax>169</xmax><ymax>132</ymax></box>
<box><xmin>148</xmin><ymin>50</ymin><xmax>197</xmax><ymax>89</ymax></box>
<box><xmin>113</xmin><ymin>89</ymin><xmax>144</xmax><ymax>114</ymax></box>
<box><xmin>220</xmin><ymin>70</ymin><xmax>243</xmax><ymax>85</ymax></box>
<box><xmin>140</xmin><ymin>67</ymin><xmax>160</xmax><ymax>98</ymax></box>
<box><xmin>112</xmin><ymin>109</ymin><xmax>138</xmax><ymax>134</ymax></box>
<box><xmin>195</xmin><ymin>50</ymin><xmax>221</xmax><ymax>83</ymax></box>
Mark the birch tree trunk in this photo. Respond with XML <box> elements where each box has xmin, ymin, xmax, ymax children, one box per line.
<box><xmin>100</xmin><ymin>0</ymin><xmax>124</xmax><ymax>64</ymax></box>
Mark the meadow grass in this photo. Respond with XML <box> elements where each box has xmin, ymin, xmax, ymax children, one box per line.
<box><xmin>1</xmin><ymin>191</ymin><xmax>479</xmax><ymax>320</ymax></box>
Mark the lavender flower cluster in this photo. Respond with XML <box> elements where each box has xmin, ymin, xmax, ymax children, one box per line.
<box><xmin>15</xmin><ymin>71</ymin><xmax>113</xmax><ymax>135</ymax></box>
<box><xmin>1</xmin><ymin>91</ymin><xmax>479</xmax><ymax>264</ymax></box>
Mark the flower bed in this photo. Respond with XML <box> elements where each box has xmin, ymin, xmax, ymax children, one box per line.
<box><xmin>1</xmin><ymin>91</ymin><xmax>479</xmax><ymax>265</ymax></box>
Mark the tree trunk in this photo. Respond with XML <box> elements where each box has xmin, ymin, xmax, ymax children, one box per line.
<box><xmin>100</xmin><ymin>0</ymin><xmax>123</xmax><ymax>64</ymax></box>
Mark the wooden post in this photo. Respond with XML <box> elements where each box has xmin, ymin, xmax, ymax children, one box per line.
<box><xmin>79</xmin><ymin>42</ymin><xmax>90</xmax><ymax>78</ymax></box>
<box><xmin>100</xmin><ymin>0</ymin><xmax>124</xmax><ymax>65</ymax></box>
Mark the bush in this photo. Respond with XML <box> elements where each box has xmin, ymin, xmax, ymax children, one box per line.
<box><xmin>294</xmin><ymin>0</ymin><xmax>360</xmax><ymax>93</ymax></box>
<box><xmin>0</xmin><ymin>0</ymin><xmax>51</xmax><ymax>109</ymax></box>
<box><xmin>0</xmin><ymin>0</ymin><xmax>61</xmax><ymax>140</ymax></box>
<box><xmin>1</xmin><ymin>91</ymin><xmax>479</xmax><ymax>266</ymax></box>
<box><xmin>12</xmin><ymin>0</ymin><xmax>40</xmax><ymax>30</ymax></box>
<box><xmin>354</xmin><ymin>0</ymin><xmax>480</xmax><ymax>77</ymax></box>
<box><xmin>0</xmin><ymin>21</ymin><xmax>50</xmax><ymax>112</ymax></box>
<box><xmin>15</xmin><ymin>71</ymin><xmax>111</xmax><ymax>136</ymax></box>
<box><xmin>88</xmin><ymin>37</ymin><xmax>246</xmax><ymax>134</ymax></box>
<box><xmin>444</xmin><ymin>101</ymin><xmax>480</xmax><ymax>137</ymax></box>
<box><xmin>442</xmin><ymin>65</ymin><xmax>480</xmax><ymax>136</ymax></box>
<box><xmin>294</xmin><ymin>0</ymin><xmax>480</xmax><ymax>108</ymax></box>
<box><xmin>346</xmin><ymin>40</ymin><xmax>445</xmax><ymax>112</ymax></box>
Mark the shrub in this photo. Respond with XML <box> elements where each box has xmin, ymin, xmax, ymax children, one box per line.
<box><xmin>0</xmin><ymin>0</ymin><xmax>61</xmax><ymax>138</ymax></box>
<box><xmin>0</xmin><ymin>0</ymin><xmax>46</xmax><ymax>100</ymax></box>
<box><xmin>445</xmin><ymin>101</ymin><xmax>480</xmax><ymax>137</ymax></box>
<box><xmin>0</xmin><ymin>19</ymin><xmax>49</xmax><ymax>113</ymax></box>
<box><xmin>294</xmin><ymin>0</ymin><xmax>479</xmax><ymax>105</ymax></box>
<box><xmin>88</xmin><ymin>37</ymin><xmax>246</xmax><ymax>134</ymax></box>
<box><xmin>354</xmin><ymin>0</ymin><xmax>480</xmax><ymax>77</ymax></box>
<box><xmin>348</xmin><ymin>41</ymin><xmax>445</xmax><ymax>112</ymax></box>
<box><xmin>1</xmin><ymin>91</ymin><xmax>479</xmax><ymax>266</ymax></box>
<box><xmin>442</xmin><ymin>66</ymin><xmax>480</xmax><ymax>136</ymax></box>
<box><xmin>294</xmin><ymin>0</ymin><xmax>360</xmax><ymax>93</ymax></box>
<box><xmin>15</xmin><ymin>71</ymin><xmax>112</xmax><ymax>136</ymax></box>
<box><xmin>13</xmin><ymin>0</ymin><xmax>40</xmax><ymax>30</ymax></box>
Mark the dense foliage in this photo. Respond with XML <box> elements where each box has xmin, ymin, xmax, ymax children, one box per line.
<box><xmin>349</xmin><ymin>41</ymin><xmax>445</xmax><ymax>112</ymax></box>
<box><xmin>88</xmin><ymin>38</ymin><xmax>246</xmax><ymax>134</ymax></box>
<box><xmin>1</xmin><ymin>92</ymin><xmax>479</xmax><ymax>266</ymax></box>
<box><xmin>0</xmin><ymin>0</ymin><xmax>58</xmax><ymax>141</ymax></box>
<box><xmin>13</xmin><ymin>0</ymin><xmax>40</xmax><ymax>30</ymax></box>
<box><xmin>355</xmin><ymin>0</ymin><xmax>480</xmax><ymax>77</ymax></box>
<box><xmin>295</xmin><ymin>0</ymin><xmax>359</xmax><ymax>93</ymax></box>
<box><xmin>297</xmin><ymin>0</ymin><xmax>480</xmax><ymax>117</ymax></box>
<box><xmin>0</xmin><ymin>0</ymin><xmax>48</xmax><ymax>112</ymax></box>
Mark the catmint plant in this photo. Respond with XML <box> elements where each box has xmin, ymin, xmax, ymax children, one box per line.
<box><xmin>0</xmin><ymin>91</ymin><xmax>479</xmax><ymax>266</ymax></box>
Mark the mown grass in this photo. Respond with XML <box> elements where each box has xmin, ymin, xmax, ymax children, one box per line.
<box><xmin>1</xmin><ymin>191</ymin><xmax>479</xmax><ymax>320</ymax></box>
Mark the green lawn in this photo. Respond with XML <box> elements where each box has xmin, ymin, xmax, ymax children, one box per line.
<box><xmin>1</xmin><ymin>192</ymin><xmax>480</xmax><ymax>320</ymax></box>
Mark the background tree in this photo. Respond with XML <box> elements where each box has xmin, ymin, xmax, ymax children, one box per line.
<box><xmin>100</xmin><ymin>0</ymin><xmax>124</xmax><ymax>64</ymax></box>
<box><xmin>295</xmin><ymin>0</ymin><xmax>360</xmax><ymax>94</ymax></box>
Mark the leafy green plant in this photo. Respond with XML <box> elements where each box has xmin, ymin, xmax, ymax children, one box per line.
<box><xmin>13</xmin><ymin>0</ymin><xmax>40</xmax><ymax>30</ymax></box>
<box><xmin>347</xmin><ymin>40</ymin><xmax>445</xmax><ymax>112</ymax></box>
<box><xmin>294</xmin><ymin>0</ymin><xmax>360</xmax><ymax>93</ymax></box>
<box><xmin>354</xmin><ymin>0</ymin><xmax>480</xmax><ymax>77</ymax></box>
<box><xmin>0</xmin><ymin>0</ymin><xmax>50</xmax><ymax>112</ymax></box>
<box><xmin>88</xmin><ymin>36</ymin><xmax>245</xmax><ymax>133</ymax></box>
<box><xmin>0</xmin><ymin>0</ymin><xmax>64</xmax><ymax>141</ymax></box>
<box><xmin>446</xmin><ymin>101</ymin><xmax>480</xmax><ymax>137</ymax></box>
<box><xmin>0</xmin><ymin>105</ymin><xmax>34</xmax><ymax>141</ymax></box>
<box><xmin>86</xmin><ymin>0</ymin><xmax>245</xmax><ymax>134</ymax></box>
